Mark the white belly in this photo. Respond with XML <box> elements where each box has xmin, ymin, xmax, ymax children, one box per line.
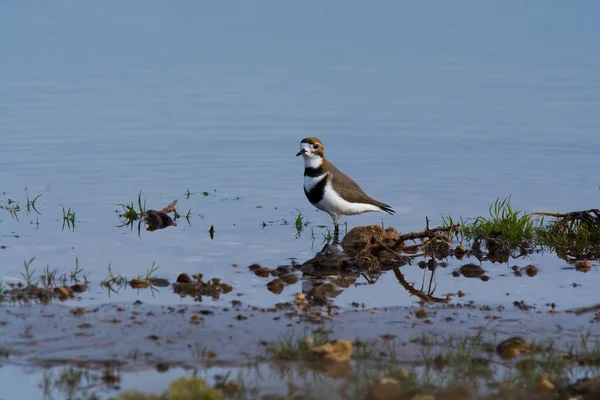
<box><xmin>316</xmin><ymin>182</ymin><xmax>382</xmax><ymax>217</ymax></box>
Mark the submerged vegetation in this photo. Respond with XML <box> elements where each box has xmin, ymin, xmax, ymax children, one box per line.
<box><xmin>1</xmin><ymin>257</ymin><xmax>231</xmax><ymax>304</ymax></box>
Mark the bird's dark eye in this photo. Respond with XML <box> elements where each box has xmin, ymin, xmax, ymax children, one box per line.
<box><xmin>312</xmin><ymin>144</ymin><xmax>319</xmax><ymax>150</ymax></box>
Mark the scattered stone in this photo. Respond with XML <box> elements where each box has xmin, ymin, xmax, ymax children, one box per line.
<box><xmin>70</xmin><ymin>284</ymin><xmax>87</xmax><ymax>293</ymax></box>
<box><xmin>280</xmin><ymin>274</ymin><xmax>299</xmax><ymax>284</ymax></box>
<box><xmin>458</xmin><ymin>263</ymin><xmax>485</xmax><ymax>278</ymax></box>
<box><xmin>369</xmin><ymin>377</ymin><xmax>403</xmax><ymax>400</ymax></box>
<box><xmin>254</xmin><ymin>268</ymin><xmax>271</xmax><ymax>278</ymax></box>
<box><xmin>130</xmin><ymin>278</ymin><xmax>150</xmax><ymax>289</ymax></box>
<box><xmin>247</xmin><ymin>264</ymin><xmax>262</xmax><ymax>271</ymax></box>
<box><xmin>300</xmin><ymin>244</ymin><xmax>350</xmax><ymax>273</ymax></box>
<box><xmin>576</xmin><ymin>260</ymin><xmax>592</xmax><ymax>272</ymax></box>
<box><xmin>307</xmin><ymin>340</ymin><xmax>353</xmax><ymax>363</ymax></box>
<box><xmin>294</xmin><ymin>293</ymin><xmax>306</xmax><ymax>306</ymax></box>
<box><xmin>525</xmin><ymin>265</ymin><xmax>539</xmax><ymax>277</ymax></box>
<box><xmin>497</xmin><ymin>336</ymin><xmax>530</xmax><ymax>359</ymax></box>
<box><xmin>570</xmin><ymin>376</ymin><xmax>600</xmax><ymax>399</ymax></box>
<box><xmin>275</xmin><ymin>265</ymin><xmax>293</xmax><ymax>274</ymax></box>
<box><xmin>576</xmin><ymin>260</ymin><xmax>592</xmax><ymax>268</ymax></box>
<box><xmin>514</xmin><ymin>300</ymin><xmax>533</xmax><ymax>311</ymax></box>
<box><xmin>206</xmin><ymin>350</ymin><xmax>216</xmax><ymax>359</ymax></box>
<box><xmin>155</xmin><ymin>363</ymin><xmax>170</xmax><ymax>373</ymax></box>
<box><xmin>101</xmin><ymin>369</ymin><xmax>121</xmax><ymax>385</ymax></box>
<box><xmin>536</xmin><ymin>375</ymin><xmax>555</xmax><ymax>393</ymax></box>
<box><xmin>173</xmin><ymin>274</ymin><xmax>233</xmax><ymax>301</ymax></box>
<box><xmin>144</xmin><ymin>209</ymin><xmax>175</xmax><ymax>231</ymax></box>
<box><xmin>415</xmin><ymin>309</ymin><xmax>428</xmax><ymax>319</ymax></box>
<box><xmin>56</xmin><ymin>286</ymin><xmax>72</xmax><ymax>296</ymax></box>
<box><xmin>455</xmin><ymin>244</ymin><xmax>466</xmax><ymax>258</ymax></box>
<box><xmin>266</xmin><ymin>278</ymin><xmax>284</xmax><ymax>294</ymax></box>
<box><xmin>71</xmin><ymin>307</ymin><xmax>86</xmax><ymax>316</ymax></box>
<box><xmin>176</xmin><ymin>273</ymin><xmax>192</xmax><ymax>284</ymax></box>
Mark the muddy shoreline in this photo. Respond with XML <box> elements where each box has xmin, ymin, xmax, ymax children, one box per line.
<box><xmin>2</xmin><ymin>301</ymin><xmax>598</xmax><ymax>369</ymax></box>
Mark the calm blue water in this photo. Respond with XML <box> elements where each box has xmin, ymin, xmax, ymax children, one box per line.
<box><xmin>2</xmin><ymin>2</ymin><xmax>600</xmax><ymax>398</ymax></box>
<box><xmin>1</xmin><ymin>1</ymin><xmax>600</xmax><ymax>307</ymax></box>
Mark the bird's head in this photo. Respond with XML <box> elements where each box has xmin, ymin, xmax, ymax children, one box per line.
<box><xmin>296</xmin><ymin>137</ymin><xmax>325</xmax><ymax>161</ymax></box>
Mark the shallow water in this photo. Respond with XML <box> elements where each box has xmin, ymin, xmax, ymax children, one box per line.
<box><xmin>1</xmin><ymin>2</ymin><xmax>600</xmax><ymax>395</ymax></box>
<box><xmin>2</xmin><ymin>1</ymin><xmax>600</xmax><ymax>309</ymax></box>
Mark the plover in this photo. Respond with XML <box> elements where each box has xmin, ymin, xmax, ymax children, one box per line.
<box><xmin>296</xmin><ymin>137</ymin><xmax>394</xmax><ymax>235</ymax></box>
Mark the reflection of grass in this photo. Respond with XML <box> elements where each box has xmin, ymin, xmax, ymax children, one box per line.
<box><xmin>69</xmin><ymin>257</ymin><xmax>85</xmax><ymax>284</ymax></box>
<box><xmin>26</xmin><ymin>193</ymin><xmax>42</xmax><ymax>215</ymax></box>
<box><xmin>27</xmin><ymin>332</ymin><xmax>600</xmax><ymax>399</ymax></box>
<box><xmin>61</xmin><ymin>205</ymin><xmax>76</xmax><ymax>230</ymax></box>
<box><xmin>294</xmin><ymin>209</ymin><xmax>309</xmax><ymax>238</ymax></box>
<box><xmin>321</xmin><ymin>228</ymin><xmax>333</xmax><ymax>244</ymax></box>
<box><xmin>536</xmin><ymin>213</ymin><xmax>600</xmax><ymax>260</ymax></box>
<box><xmin>265</xmin><ymin>332</ymin><xmax>330</xmax><ymax>361</ymax></box>
<box><xmin>8</xmin><ymin>201</ymin><xmax>20</xmax><ymax>220</ymax></box>
<box><xmin>100</xmin><ymin>263</ymin><xmax>127</xmax><ymax>294</ymax></box>
<box><xmin>42</xmin><ymin>366</ymin><xmax>119</xmax><ymax>400</ymax></box>
<box><xmin>2</xmin><ymin>192</ymin><xmax>42</xmax><ymax>221</ymax></box>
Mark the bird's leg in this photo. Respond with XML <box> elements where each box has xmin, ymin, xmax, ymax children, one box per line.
<box><xmin>333</xmin><ymin>215</ymin><xmax>340</xmax><ymax>244</ymax></box>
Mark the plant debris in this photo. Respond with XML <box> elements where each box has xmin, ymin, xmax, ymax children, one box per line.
<box><xmin>172</xmin><ymin>273</ymin><xmax>232</xmax><ymax>302</ymax></box>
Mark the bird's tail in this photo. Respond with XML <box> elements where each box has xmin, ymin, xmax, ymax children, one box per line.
<box><xmin>379</xmin><ymin>204</ymin><xmax>395</xmax><ymax>215</ymax></box>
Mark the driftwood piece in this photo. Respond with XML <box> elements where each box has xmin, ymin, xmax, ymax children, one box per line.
<box><xmin>534</xmin><ymin>209</ymin><xmax>600</xmax><ymax>229</ymax></box>
<box><xmin>158</xmin><ymin>199</ymin><xmax>180</xmax><ymax>219</ymax></box>
<box><xmin>393</xmin><ymin>224</ymin><xmax>460</xmax><ymax>248</ymax></box>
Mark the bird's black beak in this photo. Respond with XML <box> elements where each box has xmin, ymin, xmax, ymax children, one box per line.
<box><xmin>295</xmin><ymin>149</ymin><xmax>306</xmax><ymax>157</ymax></box>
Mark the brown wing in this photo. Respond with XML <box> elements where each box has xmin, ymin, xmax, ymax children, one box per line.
<box><xmin>323</xmin><ymin>160</ymin><xmax>395</xmax><ymax>214</ymax></box>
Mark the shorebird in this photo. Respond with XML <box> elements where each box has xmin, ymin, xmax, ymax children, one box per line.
<box><xmin>296</xmin><ymin>137</ymin><xmax>394</xmax><ymax>236</ymax></box>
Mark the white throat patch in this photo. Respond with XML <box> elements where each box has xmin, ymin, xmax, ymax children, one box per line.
<box><xmin>303</xmin><ymin>156</ymin><xmax>323</xmax><ymax>169</ymax></box>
